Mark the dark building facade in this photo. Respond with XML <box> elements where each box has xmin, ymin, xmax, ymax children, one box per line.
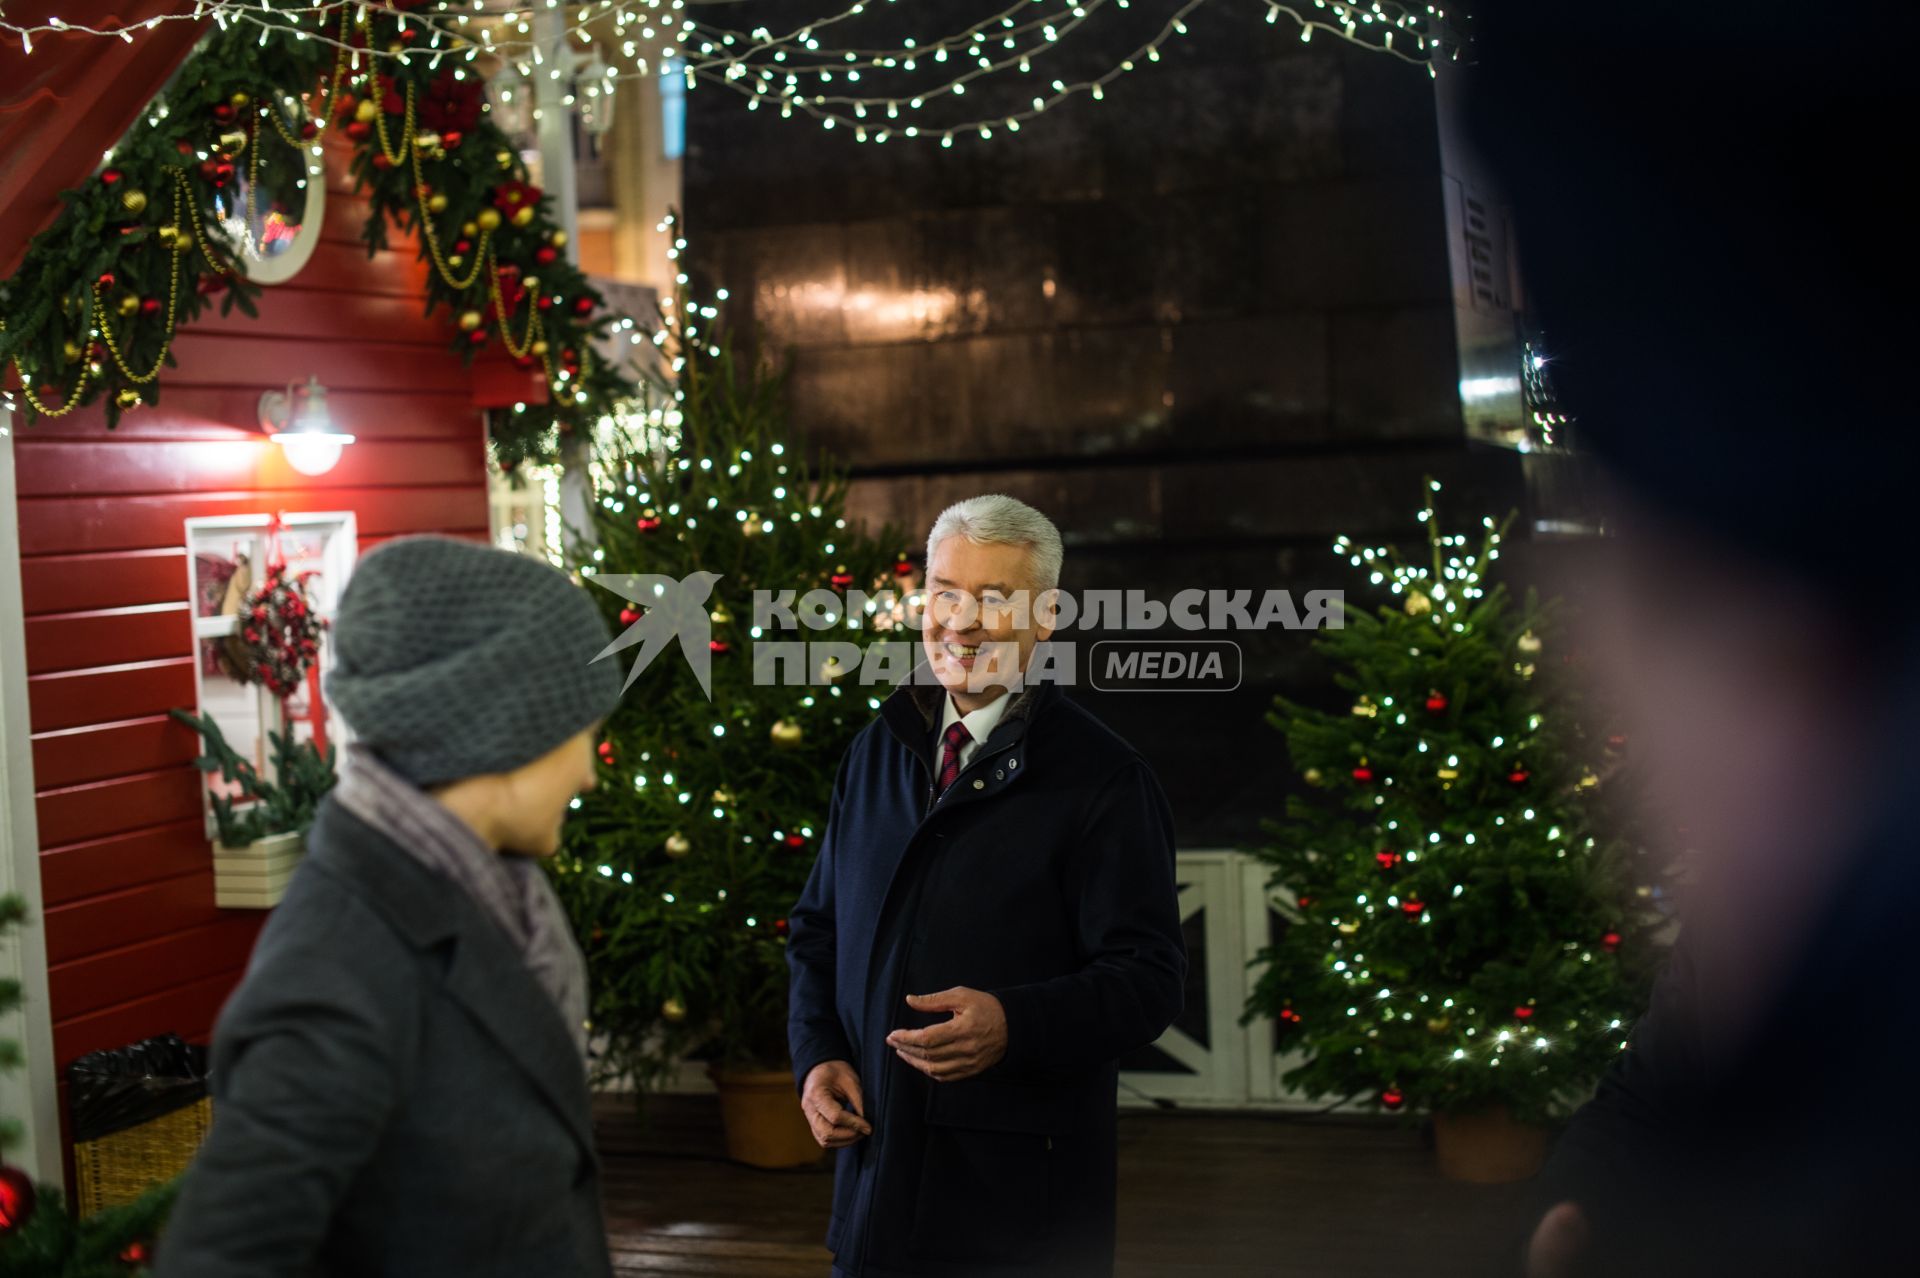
<box><xmin>686</xmin><ymin>5</ymin><xmax>1594</xmax><ymax>844</ymax></box>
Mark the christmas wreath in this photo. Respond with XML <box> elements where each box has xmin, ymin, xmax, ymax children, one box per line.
<box><xmin>224</xmin><ymin>562</ymin><xmax>327</xmax><ymax>698</ymax></box>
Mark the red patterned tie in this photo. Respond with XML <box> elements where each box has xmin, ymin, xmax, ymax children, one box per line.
<box><xmin>934</xmin><ymin>721</ymin><xmax>972</xmax><ymax>798</ymax></box>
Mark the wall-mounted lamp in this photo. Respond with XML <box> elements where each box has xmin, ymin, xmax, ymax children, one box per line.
<box><xmin>259</xmin><ymin>377</ymin><xmax>355</xmax><ymax>476</ymax></box>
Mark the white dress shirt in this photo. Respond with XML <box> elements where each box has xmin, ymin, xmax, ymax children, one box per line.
<box><xmin>935</xmin><ymin>688</ymin><xmax>1012</xmax><ymax>778</ymax></box>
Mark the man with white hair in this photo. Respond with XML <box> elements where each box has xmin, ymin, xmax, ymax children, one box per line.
<box><xmin>787</xmin><ymin>494</ymin><xmax>1186</xmax><ymax>1278</ymax></box>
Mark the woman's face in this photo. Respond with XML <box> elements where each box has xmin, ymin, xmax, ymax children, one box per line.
<box><xmin>495</xmin><ymin>725</ymin><xmax>600</xmax><ymax>857</ymax></box>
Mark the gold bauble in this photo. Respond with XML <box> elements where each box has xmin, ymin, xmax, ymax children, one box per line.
<box><xmin>1579</xmin><ymin>772</ymin><xmax>1601</xmax><ymax>790</ymax></box>
<box><xmin>660</xmin><ymin>997</ymin><xmax>687</xmax><ymax>1024</ymax></box>
<box><xmin>446</xmin><ymin>254</ymin><xmax>464</xmax><ymax>269</ymax></box>
<box><xmin>229</xmin><ymin>91</ymin><xmax>251</xmax><ymax>109</ymax></box>
<box><xmin>120</xmin><ymin>189</ymin><xmax>148</xmax><ymax>215</ymax></box>
<box><xmin>1337</xmin><ymin>921</ymin><xmax>1360</xmax><ymax>936</ymax></box>
<box><xmin>1350</xmin><ymin>696</ymin><xmax>1377</xmax><ymax>718</ymax></box>
<box><xmin>218</xmin><ymin>130</ymin><xmax>247</xmax><ymax>154</ymax></box>
<box><xmin>1515</xmin><ymin>662</ymin><xmax>1537</xmax><ymax>680</ymax></box>
<box><xmin>426</xmin><ymin>193</ymin><xmax>448</xmax><ymax>214</ymax></box>
<box><xmin>820</xmin><ymin>655</ymin><xmax>845</xmax><ymax>682</ymax></box>
<box><xmin>458</xmin><ymin>310</ymin><xmax>483</xmax><ymax>331</ymax></box>
<box><xmin>664</xmin><ymin>831</ymin><xmax>692</xmax><ymax>859</ymax></box>
<box><xmin>550</xmin><ymin>230</ymin><xmax>569</xmax><ymax>248</ymax></box>
<box><xmin>476</xmin><ymin>208</ymin><xmax>502</xmax><ymax>231</ymax></box>
<box><xmin>710</xmin><ymin>603</ymin><xmax>732</xmax><ymax>624</ymax></box>
<box><xmin>62</xmin><ymin>340</ymin><xmax>82</xmax><ymax>361</ymax></box>
<box><xmin>1302</xmin><ymin>767</ymin><xmax>1324</xmax><ymax>788</ymax></box>
<box><xmin>523</xmin><ymin>276</ymin><xmax>540</xmax><ymax>292</ymax></box>
<box><xmin>1404</xmin><ymin>591</ymin><xmax>1432</xmax><ymax>616</ymax></box>
<box><xmin>511</xmin><ymin>205</ymin><xmax>535</xmax><ymax>228</ymax></box>
<box><xmin>495</xmin><ymin>148</ymin><xmax>514</xmax><ymax>168</ymax></box>
<box><xmin>117</xmin><ymin>295</ymin><xmax>141</xmax><ymax>317</ymax></box>
<box><xmin>115</xmin><ymin>389</ymin><xmax>142</xmax><ymax>409</ymax></box>
<box><xmin>156</xmin><ymin>224</ymin><xmax>179</xmax><ymax>245</ymax></box>
<box><xmin>711</xmin><ymin>788</ymin><xmax>734</xmax><ymax>805</ymax></box>
<box><xmin>1426</xmin><ymin>1016</ymin><xmax>1452</xmax><ymax>1034</ymax></box>
<box><xmin>461</xmin><ymin>220</ymin><xmax>479</xmax><ymax>237</ymax></box>
<box><xmin>354</xmin><ymin>98</ymin><xmax>379</xmax><ymax>124</ymax></box>
<box><xmin>1437</xmin><ymin>767</ymin><xmax>1460</xmax><ymax>781</ymax></box>
<box><xmin>171</xmin><ymin>232</ymin><xmax>193</xmax><ymax>254</ymax></box>
<box><xmin>1516</xmin><ymin>629</ymin><xmax>1543</xmax><ymax>655</ymax></box>
<box><xmin>529</xmin><ymin>339</ymin><xmax>550</xmax><ymax>356</ymax></box>
<box><xmin>770</xmin><ymin>719</ymin><xmax>804</xmax><ymax>749</ymax></box>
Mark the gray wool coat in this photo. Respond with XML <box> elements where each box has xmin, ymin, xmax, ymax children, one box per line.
<box><xmin>154</xmin><ymin>798</ymin><xmax>614</xmax><ymax>1278</ymax></box>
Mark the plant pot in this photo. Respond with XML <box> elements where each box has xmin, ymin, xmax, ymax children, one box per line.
<box><xmin>708</xmin><ymin>1065</ymin><xmax>824</xmax><ymax>1169</ymax></box>
<box><xmin>1432</xmin><ymin>1105</ymin><xmax>1549</xmax><ymax>1183</ymax></box>
<box><xmin>211</xmin><ymin>830</ymin><xmax>305</xmax><ymax>909</ymax></box>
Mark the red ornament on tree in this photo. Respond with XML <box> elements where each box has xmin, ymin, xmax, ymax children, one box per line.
<box><xmin>597</xmin><ymin>741</ymin><xmax>616</xmax><ymax>765</ymax></box>
<box><xmin>468</xmin><ymin>329</ymin><xmax>487</xmax><ymax>346</ymax></box>
<box><xmin>97</xmin><ymin>271</ymin><xmax>116</xmax><ymax>289</ymax></box>
<box><xmin>1400</xmin><ymin>898</ymin><xmax>1424</xmax><ymax>916</ymax></box>
<box><xmin>1507</xmin><ymin>767</ymin><xmax>1530</xmax><ymax>785</ymax></box>
<box><xmin>1375</xmin><ymin>850</ymin><xmax>1401</xmax><ymax>870</ymax></box>
<box><xmin>0</xmin><ymin>1163</ymin><xmax>36</xmax><ymax>1234</ymax></box>
<box><xmin>783</xmin><ymin>833</ymin><xmax>807</xmax><ymax>848</ymax></box>
<box><xmin>212</xmin><ymin>102</ymin><xmax>235</xmax><ymax>124</ymax></box>
<box><xmin>141</xmin><ymin>297</ymin><xmax>161</xmax><ymax>315</ymax></box>
<box><xmin>1380</xmin><ymin>1088</ymin><xmax>1405</xmax><ymax>1111</ymax></box>
<box><xmin>619</xmin><ymin>606</ymin><xmax>642</xmax><ymax>625</ymax></box>
<box><xmin>119</xmin><ymin>1239</ymin><xmax>152</xmax><ymax>1266</ymax></box>
<box><xmin>1514</xmin><ymin>1005</ymin><xmax>1534</xmax><ymax>1019</ymax></box>
<box><xmin>894</xmin><ymin>560</ymin><xmax>914</xmax><ymax>577</ymax></box>
<box><xmin>535</xmin><ymin>246</ymin><xmax>557</xmax><ymax>266</ymax></box>
<box><xmin>709</xmin><ymin>640</ymin><xmax>731</xmax><ymax>654</ymax></box>
<box><xmin>829</xmin><ymin>571</ymin><xmax>855</xmax><ymax>589</ymax></box>
<box><xmin>573</xmin><ymin>296</ymin><xmax>595</xmax><ymax>316</ymax></box>
<box><xmin>635</xmin><ymin>516</ymin><xmax>662</xmax><ymax>533</ymax></box>
<box><xmin>773</xmin><ymin>918</ymin><xmax>790</xmax><ymax>936</ymax></box>
<box><xmin>101</xmin><ymin>168</ymin><xmax>123</xmax><ymax>186</ymax></box>
<box><xmin>1424</xmin><ymin>691</ymin><xmax>1448</xmax><ymax>714</ymax></box>
<box><xmin>1351</xmin><ymin>764</ymin><xmax>1374</xmax><ymax>783</ymax></box>
<box><xmin>1602</xmin><ymin>931</ymin><xmax>1622</xmax><ymax>953</ymax></box>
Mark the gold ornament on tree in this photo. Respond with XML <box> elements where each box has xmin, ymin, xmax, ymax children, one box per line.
<box><xmin>769</xmin><ymin>719</ymin><xmax>804</xmax><ymax>749</ymax></box>
<box><xmin>1516</xmin><ymin>630</ymin><xmax>1543</xmax><ymax>655</ymax></box>
<box><xmin>1404</xmin><ymin>590</ymin><xmax>1432</xmax><ymax>616</ymax></box>
<box><xmin>660</xmin><ymin>997</ymin><xmax>687</xmax><ymax>1024</ymax></box>
<box><xmin>475</xmin><ymin>209</ymin><xmax>501</xmax><ymax>231</ymax></box>
<box><xmin>120</xmin><ymin>188</ymin><xmax>148</xmax><ymax>215</ymax></box>
<box><xmin>663</xmin><ymin>831</ymin><xmax>691</xmax><ymax>859</ymax></box>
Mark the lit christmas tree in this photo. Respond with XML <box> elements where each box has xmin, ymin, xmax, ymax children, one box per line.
<box><xmin>550</xmin><ymin>298</ymin><xmax>907</xmax><ymax>1089</ymax></box>
<box><xmin>1246</xmin><ymin>479</ymin><xmax>1658</xmax><ymax>1124</ymax></box>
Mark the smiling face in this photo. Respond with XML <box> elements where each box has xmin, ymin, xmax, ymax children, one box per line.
<box><xmin>921</xmin><ymin>535</ymin><xmax>1055</xmax><ymax>711</ymax></box>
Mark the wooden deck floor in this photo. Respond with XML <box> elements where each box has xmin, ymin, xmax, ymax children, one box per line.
<box><xmin>596</xmin><ymin>1095</ymin><xmax>1535</xmax><ymax>1277</ymax></box>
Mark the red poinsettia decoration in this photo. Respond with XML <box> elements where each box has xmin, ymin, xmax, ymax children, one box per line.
<box><xmin>492</xmin><ymin>180</ymin><xmax>541</xmax><ymax>214</ymax></box>
<box><xmin>420</xmin><ymin>68</ymin><xmax>485</xmax><ymax>135</ymax></box>
<box><xmin>234</xmin><ymin>563</ymin><xmax>328</xmax><ymax>698</ymax></box>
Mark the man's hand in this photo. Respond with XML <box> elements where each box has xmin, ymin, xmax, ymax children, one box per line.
<box><xmin>1525</xmin><ymin>1201</ymin><xmax>1589</xmax><ymax>1278</ymax></box>
<box><xmin>885</xmin><ymin>987</ymin><xmax>1009</xmax><ymax>1082</ymax></box>
<box><xmin>800</xmin><ymin>1060</ymin><xmax>872</xmax><ymax>1150</ymax></box>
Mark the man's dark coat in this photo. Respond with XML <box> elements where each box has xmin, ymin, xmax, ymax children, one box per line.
<box><xmin>788</xmin><ymin>670</ymin><xmax>1186</xmax><ymax>1277</ymax></box>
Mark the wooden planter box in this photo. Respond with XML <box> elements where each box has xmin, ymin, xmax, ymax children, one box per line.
<box><xmin>212</xmin><ymin>829</ymin><xmax>304</xmax><ymax>909</ymax></box>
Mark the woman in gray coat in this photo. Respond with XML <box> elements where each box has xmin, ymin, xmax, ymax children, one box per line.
<box><xmin>156</xmin><ymin>536</ymin><xmax>623</xmax><ymax>1278</ymax></box>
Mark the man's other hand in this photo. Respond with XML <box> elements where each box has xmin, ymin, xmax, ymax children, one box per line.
<box><xmin>886</xmin><ymin>987</ymin><xmax>1009</xmax><ymax>1082</ymax></box>
<box><xmin>801</xmin><ymin>1060</ymin><xmax>872</xmax><ymax>1149</ymax></box>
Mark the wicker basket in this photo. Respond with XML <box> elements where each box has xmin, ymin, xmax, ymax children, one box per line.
<box><xmin>72</xmin><ymin>1095</ymin><xmax>213</xmax><ymax>1217</ymax></box>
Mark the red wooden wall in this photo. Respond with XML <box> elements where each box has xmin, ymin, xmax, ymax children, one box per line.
<box><xmin>9</xmin><ymin>147</ymin><xmax>495</xmax><ymax>1111</ymax></box>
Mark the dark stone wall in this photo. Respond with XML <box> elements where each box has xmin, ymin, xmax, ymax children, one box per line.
<box><xmin>686</xmin><ymin>5</ymin><xmax>1553</xmax><ymax>845</ymax></box>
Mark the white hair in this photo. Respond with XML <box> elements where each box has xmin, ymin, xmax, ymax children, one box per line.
<box><xmin>924</xmin><ymin>494</ymin><xmax>1064</xmax><ymax>593</ymax></box>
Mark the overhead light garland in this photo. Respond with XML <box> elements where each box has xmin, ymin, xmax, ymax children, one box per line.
<box><xmin>3</xmin><ymin>1</ymin><xmax>1452</xmax><ymax>146</ymax></box>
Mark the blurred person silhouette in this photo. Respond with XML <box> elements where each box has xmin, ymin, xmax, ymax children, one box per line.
<box><xmin>1462</xmin><ymin>3</ymin><xmax>1919</xmax><ymax>1275</ymax></box>
<box><xmin>157</xmin><ymin>536</ymin><xmax>622</xmax><ymax>1278</ymax></box>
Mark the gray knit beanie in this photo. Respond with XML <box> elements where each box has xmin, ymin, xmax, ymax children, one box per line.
<box><xmin>324</xmin><ymin>536</ymin><xmax>622</xmax><ymax>787</ymax></box>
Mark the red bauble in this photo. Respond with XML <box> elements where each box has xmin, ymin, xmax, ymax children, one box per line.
<box><xmin>1278</xmin><ymin>1007</ymin><xmax>1301</xmax><ymax>1024</ymax></box>
<box><xmin>467</xmin><ymin>329</ymin><xmax>487</xmax><ymax>346</ymax></box>
<box><xmin>830</xmin><ymin>572</ymin><xmax>855</xmax><ymax>589</ymax></box>
<box><xmin>783</xmin><ymin>833</ymin><xmax>806</xmax><ymax>848</ymax></box>
<box><xmin>536</xmin><ymin>295</ymin><xmax>554</xmax><ymax>311</ymax></box>
<box><xmin>619</xmin><ymin>606</ymin><xmax>642</xmax><ymax>625</ymax></box>
<box><xmin>894</xmin><ymin>560</ymin><xmax>914</xmax><ymax>577</ymax></box>
<box><xmin>1400</xmin><ymin>898</ymin><xmax>1424</xmax><ymax>916</ymax></box>
<box><xmin>1351</xmin><ymin>765</ymin><xmax>1374</xmax><ymax>783</ymax></box>
<box><xmin>597</xmin><ymin>741</ymin><xmax>615</xmax><ymax>764</ymax></box>
<box><xmin>97</xmin><ymin>271</ymin><xmax>116</xmax><ymax>289</ymax></box>
<box><xmin>345</xmin><ymin>120</ymin><xmax>372</xmax><ymax>141</ymax></box>
<box><xmin>1514</xmin><ymin>1006</ymin><xmax>1534</xmax><ymax>1019</ymax></box>
<box><xmin>119</xmin><ymin>1239</ymin><xmax>152</xmax><ymax>1265</ymax></box>
<box><xmin>1507</xmin><ymin>768</ymin><xmax>1530</xmax><ymax>785</ymax></box>
<box><xmin>636</xmin><ymin>516</ymin><xmax>662</xmax><ymax>533</ymax></box>
<box><xmin>1380</xmin><ymin>1088</ymin><xmax>1405</xmax><ymax>1111</ymax></box>
<box><xmin>773</xmin><ymin>918</ymin><xmax>790</xmax><ymax>935</ymax></box>
<box><xmin>101</xmin><ymin>168</ymin><xmax>123</xmax><ymax>186</ymax></box>
<box><xmin>0</xmin><ymin>1163</ymin><xmax>37</xmax><ymax>1233</ymax></box>
<box><xmin>1424</xmin><ymin>691</ymin><xmax>1448</xmax><ymax>714</ymax></box>
<box><xmin>535</xmin><ymin>246</ymin><xmax>557</xmax><ymax>266</ymax></box>
<box><xmin>371</xmin><ymin>154</ymin><xmax>394</xmax><ymax>170</ymax></box>
<box><xmin>141</xmin><ymin>297</ymin><xmax>161</xmax><ymax>315</ymax></box>
<box><xmin>301</xmin><ymin>120</ymin><xmax>319</xmax><ymax>139</ymax></box>
<box><xmin>1375</xmin><ymin>850</ymin><xmax>1401</xmax><ymax>870</ymax></box>
<box><xmin>453</xmin><ymin>238</ymin><xmax>472</xmax><ymax>254</ymax></box>
<box><xmin>1294</xmin><ymin>894</ymin><xmax>1312</xmax><ymax>907</ymax></box>
<box><xmin>573</xmin><ymin>296</ymin><xmax>594</xmax><ymax>316</ymax></box>
<box><xmin>1602</xmin><ymin>930</ymin><xmax>1622</xmax><ymax>952</ymax></box>
<box><xmin>212</xmin><ymin>102</ymin><xmax>235</xmax><ymax>124</ymax></box>
<box><xmin>174</xmin><ymin>139</ymin><xmax>194</xmax><ymax>156</ymax></box>
<box><xmin>442</xmin><ymin>129</ymin><xmax>464</xmax><ymax>148</ymax></box>
<box><xmin>709</xmin><ymin>640</ymin><xmax>731</xmax><ymax>654</ymax></box>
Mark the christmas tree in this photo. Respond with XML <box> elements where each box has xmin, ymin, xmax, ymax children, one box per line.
<box><xmin>551</xmin><ymin>299</ymin><xmax>907</xmax><ymax>1089</ymax></box>
<box><xmin>1</xmin><ymin>896</ymin><xmax>174</xmax><ymax>1275</ymax></box>
<box><xmin>1246</xmin><ymin>479</ymin><xmax>1658</xmax><ymax>1123</ymax></box>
